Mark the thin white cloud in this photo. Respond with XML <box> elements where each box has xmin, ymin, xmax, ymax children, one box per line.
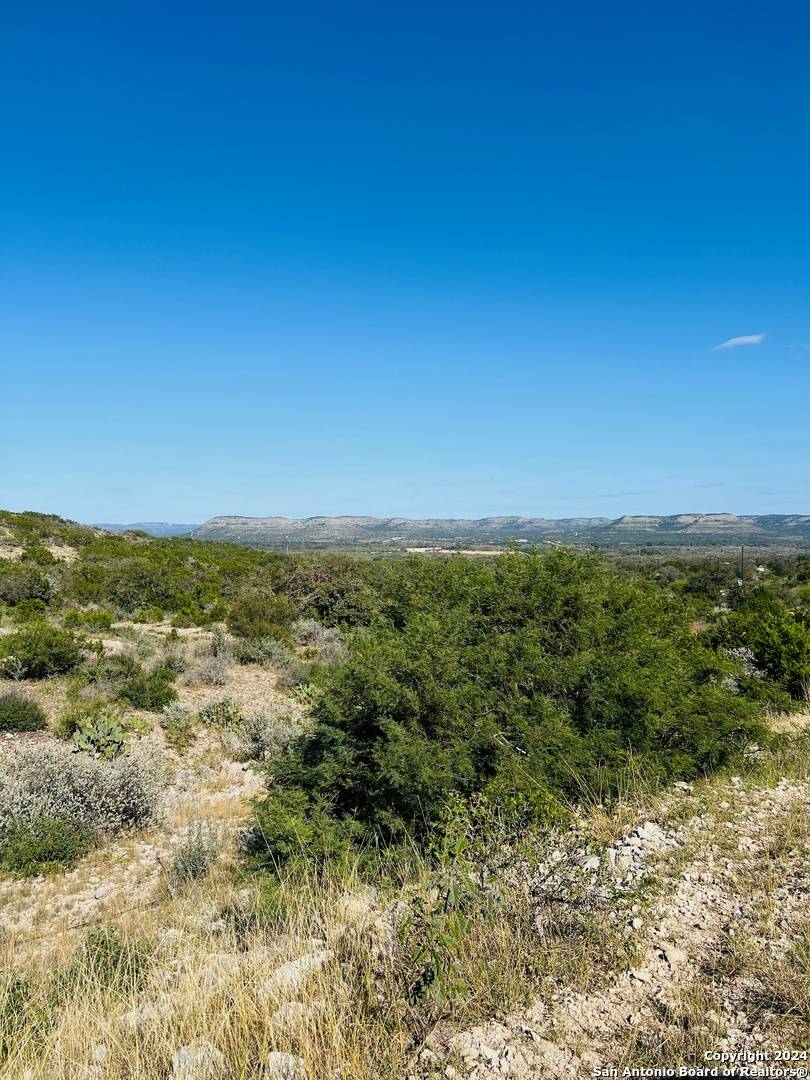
<box><xmin>712</xmin><ymin>333</ymin><xmax>766</xmax><ymax>351</ymax></box>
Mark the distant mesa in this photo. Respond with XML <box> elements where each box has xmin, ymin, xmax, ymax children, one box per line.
<box><xmin>189</xmin><ymin>513</ymin><xmax>810</xmax><ymax>548</ymax></box>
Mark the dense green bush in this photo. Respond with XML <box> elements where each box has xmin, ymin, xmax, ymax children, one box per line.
<box><xmin>0</xmin><ymin>622</ymin><xmax>82</xmax><ymax>679</ymax></box>
<box><xmin>0</xmin><ymin>693</ymin><xmax>47</xmax><ymax>732</ymax></box>
<box><xmin>118</xmin><ymin>665</ymin><xmax>177</xmax><ymax>710</ymax></box>
<box><xmin>63</xmin><ymin>608</ymin><xmax>114</xmax><ymax>630</ymax></box>
<box><xmin>0</xmin><ymin>817</ymin><xmax>94</xmax><ymax>875</ymax></box>
<box><xmin>712</xmin><ymin>588</ymin><xmax>810</xmax><ymax>701</ymax></box>
<box><xmin>84</xmin><ymin>652</ymin><xmax>141</xmax><ymax>688</ymax></box>
<box><xmin>251</xmin><ymin>550</ymin><xmax>764</xmax><ymax>862</ymax></box>
<box><xmin>10</xmin><ymin>598</ymin><xmax>48</xmax><ymax>624</ymax></box>
<box><xmin>226</xmin><ymin>581</ymin><xmax>296</xmax><ymax>640</ymax></box>
<box><xmin>277</xmin><ymin>554</ymin><xmax>382</xmax><ymax>626</ymax></box>
<box><xmin>0</xmin><ymin>564</ymin><xmax>50</xmax><ymax>606</ymax></box>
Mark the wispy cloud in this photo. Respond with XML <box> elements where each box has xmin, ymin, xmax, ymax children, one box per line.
<box><xmin>712</xmin><ymin>333</ymin><xmax>765</xmax><ymax>351</ymax></box>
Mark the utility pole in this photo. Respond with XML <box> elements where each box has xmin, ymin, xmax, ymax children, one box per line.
<box><xmin>740</xmin><ymin>544</ymin><xmax>745</xmax><ymax>580</ymax></box>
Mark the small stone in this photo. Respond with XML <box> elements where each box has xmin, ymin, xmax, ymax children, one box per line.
<box><xmin>171</xmin><ymin>1040</ymin><xmax>226</xmax><ymax>1079</ymax></box>
<box><xmin>259</xmin><ymin>950</ymin><xmax>333</xmax><ymax>998</ymax></box>
<box><xmin>269</xmin><ymin>1000</ymin><xmax>322</xmax><ymax>1034</ymax></box>
<box><xmin>264</xmin><ymin>1051</ymin><xmax>307</xmax><ymax>1079</ymax></box>
<box><xmin>631</xmin><ymin>917</ymin><xmax>643</xmax><ymax>930</ymax></box>
<box><xmin>659</xmin><ymin>942</ymin><xmax>687</xmax><ymax>967</ymax></box>
<box><xmin>630</xmin><ymin>967</ymin><xmax>652</xmax><ymax>983</ymax></box>
<box><xmin>198</xmin><ymin>952</ymin><xmax>241</xmax><ymax>991</ymax></box>
<box><xmin>91</xmin><ymin>1044</ymin><xmax>109</xmax><ymax>1064</ymax></box>
<box><xmin>93</xmin><ymin>885</ymin><xmax>111</xmax><ymax>900</ymax></box>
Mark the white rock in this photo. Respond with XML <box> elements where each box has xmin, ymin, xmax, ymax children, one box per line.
<box><xmin>198</xmin><ymin>952</ymin><xmax>241</xmax><ymax>991</ymax></box>
<box><xmin>268</xmin><ymin>1000</ymin><xmax>323</xmax><ymax>1033</ymax></box>
<box><xmin>659</xmin><ymin>942</ymin><xmax>688</xmax><ymax>967</ymax></box>
<box><xmin>259</xmin><ymin>950</ymin><xmax>333</xmax><ymax>998</ymax></box>
<box><xmin>171</xmin><ymin>1040</ymin><xmax>226</xmax><ymax>1079</ymax></box>
<box><xmin>264</xmin><ymin>1051</ymin><xmax>307</xmax><ymax>1079</ymax></box>
<box><xmin>91</xmin><ymin>1043</ymin><xmax>109</xmax><ymax>1064</ymax></box>
<box><xmin>156</xmin><ymin>927</ymin><xmax>185</xmax><ymax>954</ymax></box>
<box><xmin>120</xmin><ymin>1005</ymin><xmax>158</xmax><ymax>1032</ymax></box>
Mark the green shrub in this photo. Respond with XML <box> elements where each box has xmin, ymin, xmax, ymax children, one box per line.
<box><xmin>0</xmin><ymin>692</ymin><xmax>47</xmax><ymax>732</ymax></box>
<box><xmin>226</xmin><ymin>583</ymin><xmax>296</xmax><ymax>640</ymax></box>
<box><xmin>171</xmin><ymin>602</ymin><xmax>206</xmax><ymax>628</ymax></box>
<box><xmin>60</xmin><ymin>927</ymin><xmax>152</xmax><ymax>996</ymax></box>
<box><xmin>0</xmin><ymin>622</ymin><xmax>82</xmax><ymax>679</ymax></box>
<box><xmin>234</xmin><ymin>637</ymin><xmax>309</xmax><ymax>686</ymax></box>
<box><xmin>199</xmin><ymin>697</ymin><xmax>244</xmax><ymax>728</ymax></box>
<box><xmin>0</xmin><ymin>565</ymin><xmax>50</xmax><ymax>606</ymax></box>
<box><xmin>0</xmin><ymin>817</ymin><xmax>94</xmax><ymax>875</ymax></box>
<box><xmin>0</xmin><ymin>975</ymin><xmax>42</xmax><ymax>1064</ymax></box>
<box><xmin>71</xmin><ymin>710</ymin><xmax>127</xmax><ymax>759</ymax></box>
<box><xmin>209</xmin><ymin>625</ymin><xmax>233</xmax><ymax>659</ymax></box>
<box><xmin>132</xmin><ymin>605</ymin><xmax>164</xmax><ymax>624</ymax></box>
<box><xmin>172</xmin><ymin>821</ymin><xmax>221</xmax><ymax>882</ymax></box>
<box><xmin>63</xmin><ymin>608</ymin><xmax>114</xmax><ymax>631</ymax></box>
<box><xmin>160</xmin><ymin>705</ymin><xmax>196</xmax><ymax>751</ymax></box>
<box><xmin>251</xmin><ymin>550</ymin><xmax>765</xmax><ymax>863</ymax></box>
<box><xmin>278</xmin><ymin>554</ymin><xmax>382</xmax><ymax>626</ymax></box>
<box><xmin>234</xmin><ymin>637</ymin><xmax>282</xmax><ymax>664</ymax></box>
<box><xmin>21</xmin><ymin>545</ymin><xmax>57</xmax><ymax>567</ymax></box>
<box><xmin>10</xmin><ymin>598</ymin><xmax>48</xmax><ymax>624</ymax></box>
<box><xmin>118</xmin><ymin>665</ymin><xmax>177</xmax><ymax>710</ymax></box>
<box><xmin>712</xmin><ymin>588</ymin><xmax>810</xmax><ymax>701</ymax></box>
<box><xmin>85</xmin><ymin>652</ymin><xmax>141</xmax><ymax>687</ymax></box>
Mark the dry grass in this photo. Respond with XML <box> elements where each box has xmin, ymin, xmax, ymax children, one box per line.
<box><xmin>0</xmin><ymin>854</ymin><xmax>532</xmax><ymax>1078</ymax></box>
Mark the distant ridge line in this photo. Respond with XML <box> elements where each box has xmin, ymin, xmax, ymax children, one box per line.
<box><xmin>189</xmin><ymin>513</ymin><xmax>810</xmax><ymax>548</ymax></box>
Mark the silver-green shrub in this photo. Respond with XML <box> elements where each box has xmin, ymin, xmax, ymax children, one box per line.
<box><xmin>199</xmin><ymin>697</ymin><xmax>244</xmax><ymax>727</ymax></box>
<box><xmin>160</xmin><ymin>704</ymin><xmax>196</xmax><ymax>750</ymax></box>
<box><xmin>185</xmin><ymin>656</ymin><xmax>230</xmax><ymax>686</ymax></box>
<box><xmin>0</xmin><ymin>742</ymin><xmax>167</xmax><ymax>839</ymax></box>
<box><xmin>220</xmin><ymin>703</ymin><xmax>308</xmax><ymax>762</ymax></box>
<box><xmin>290</xmin><ymin>618</ymin><xmax>348</xmax><ymax>666</ymax></box>
<box><xmin>171</xmin><ymin>820</ymin><xmax>223</xmax><ymax>882</ymax></box>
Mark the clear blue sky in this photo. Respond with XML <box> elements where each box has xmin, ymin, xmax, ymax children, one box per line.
<box><xmin>2</xmin><ymin>2</ymin><xmax>808</xmax><ymax>523</ymax></box>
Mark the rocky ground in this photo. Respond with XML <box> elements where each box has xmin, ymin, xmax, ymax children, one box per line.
<box><xmin>430</xmin><ymin>764</ymin><xmax>810</xmax><ymax>1078</ymax></box>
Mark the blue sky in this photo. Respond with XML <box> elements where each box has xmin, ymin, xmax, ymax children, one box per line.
<box><xmin>1</xmin><ymin>2</ymin><xmax>808</xmax><ymax>523</ymax></box>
